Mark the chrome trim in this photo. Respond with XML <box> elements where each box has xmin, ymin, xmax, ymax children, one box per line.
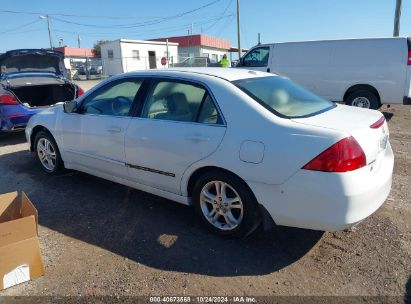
<box><xmin>126</xmin><ymin>163</ymin><xmax>175</xmax><ymax>177</ymax></box>
<box><xmin>67</xmin><ymin>149</ymin><xmax>176</xmax><ymax>177</ymax></box>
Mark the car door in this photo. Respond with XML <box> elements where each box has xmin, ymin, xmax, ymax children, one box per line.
<box><xmin>60</xmin><ymin>77</ymin><xmax>143</xmax><ymax>179</ymax></box>
<box><xmin>124</xmin><ymin>78</ymin><xmax>227</xmax><ymax>194</ymax></box>
<box><xmin>238</xmin><ymin>46</ymin><xmax>271</xmax><ymax>72</ymax></box>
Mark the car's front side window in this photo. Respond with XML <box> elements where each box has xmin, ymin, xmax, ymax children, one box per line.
<box><xmin>243</xmin><ymin>47</ymin><xmax>270</xmax><ymax>67</ymax></box>
<box><xmin>79</xmin><ymin>79</ymin><xmax>143</xmax><ymax>116</ymax></box>
<box><xmin>141</xmin><ymin>80</ymin><xmax>222</xmax><ymax>124</ymax></box>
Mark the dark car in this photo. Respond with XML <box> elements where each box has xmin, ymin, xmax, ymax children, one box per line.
<box><xmin>89</xmin><ymin>65</ymin><xmax>102</xmax><ymax>75</ymax></box>
<box><xmin>0</xmin><ymin>49</ymin><xmax>83</xmax><ymax>132</ymax></box>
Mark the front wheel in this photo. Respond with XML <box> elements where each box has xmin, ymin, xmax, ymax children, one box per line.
<box><xmin>34</xmin><ymin>131</ymin><xmax>64</xmax><ymax>174</ymax></box>
<box><xmin>192</xmin><ymin>170</ymin><xmax>261</xmax><ymax>238</ymax></box>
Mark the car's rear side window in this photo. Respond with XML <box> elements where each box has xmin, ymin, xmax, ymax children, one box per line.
<box><xmin>233</xmin><ymin>76</ymin><xmax>335</xmax><ymax>118</ymax></box>
<box><xmin>141</xmin><ymin>80</ymin><xmax>223</xmax><ymax>124</ymax></box>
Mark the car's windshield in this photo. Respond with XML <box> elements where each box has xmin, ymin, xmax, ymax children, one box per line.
<box><xmin>233</xmin><ymin>76</ymin><xmax>335</xmax><ymax>118</ymax></box>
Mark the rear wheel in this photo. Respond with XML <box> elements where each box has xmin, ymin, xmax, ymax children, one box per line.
<box><xmin>192</xmin><ymin>170</ymin><xmax>260</xmax><ymax>238</ymax></box>
<box><xmin>345</xmin><ymin>90</ymin><xmax>380</xmax><ymax>110</ymax></box>
<box><xmin>34</xmin><ymin>131</ymin><xmax>64</xmax><ymax>174</ymax></box>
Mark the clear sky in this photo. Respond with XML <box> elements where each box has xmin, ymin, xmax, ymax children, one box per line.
<box><xmin>0</xmin><ymin>0</ymin><xmax>410</xmax><ymax>56</ymax></box>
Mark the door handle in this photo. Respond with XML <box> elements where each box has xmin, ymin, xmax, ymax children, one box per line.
<box><xmin>106</xmin><ymin>127</ymin><xmax>122</xmax><ymax>133</ymax></box>
<box><xmin>185</xmin><ymin>135</ymin><xmax>210</xmax><ymax>143</ymax></box>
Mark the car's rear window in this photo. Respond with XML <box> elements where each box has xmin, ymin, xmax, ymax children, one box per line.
<box><xmin>233</xmin><ymin>76</ymin><xmax>335</xmax><ymax>118</ymax></box>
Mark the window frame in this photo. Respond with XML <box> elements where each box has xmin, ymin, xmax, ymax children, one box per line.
<box><xmin>107</xmin><ymin>49</ymin><xmax>114</xmax><ymax>59</ymax></box>
<box><xmin>133</xmin><ymin>77</ymin><xmax>226</xmax><ymax>126</ymax></box>
<box><xmin>242</xmin><ymin>46</ymin><xmax>270</xmax><ymax>67</ymax></box>
<box><xmin>76</xmin><ymin>77</ymin><xmax>144</xmax><ymax>117</ymax></box>
<box><xmin>132</xmin><ymin>50</ymin><xmax>140</xmax><ymax>60</ymax></box>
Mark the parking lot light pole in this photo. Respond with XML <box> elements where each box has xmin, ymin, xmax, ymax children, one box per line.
<box><xmin>39</xmin><ymin>15</ymin><xmax>53</xmax><ymax>49</ymax></box>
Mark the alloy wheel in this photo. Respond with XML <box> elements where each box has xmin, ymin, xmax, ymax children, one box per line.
<box><xmin>199</xmin><ymin>180</ymin><xmax>244</xmax><ymax>231</ymax></box>
<box><xmin>37</xmin><ymin>137</ymin><xmax>57</xmax><ymax>171</ymax></box>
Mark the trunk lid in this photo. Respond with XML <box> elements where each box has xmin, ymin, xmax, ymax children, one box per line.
<box><xmin>292</xmin><ymin>104</ymin><xmax>389</xmax><ymax>166</ymax></box>
<box><xmin>0</xmin><ymin>49</ymin><xmax>67</xmax><ymax>78</ymax></box>
<box><xmin>5</xmin><ymin>75</ymin><xmax>67</xmax><ymax>88</ymax></box>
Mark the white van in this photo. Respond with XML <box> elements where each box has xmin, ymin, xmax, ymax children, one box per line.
<box><xmin>236</xmin><ymin>37</ymin><xmax>411</xmax><ymax>109</ymax></box>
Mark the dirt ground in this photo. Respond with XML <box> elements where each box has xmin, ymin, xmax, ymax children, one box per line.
<box><xmin>0</xmin><ymin>102</ymin><xmax>410</xmax><ymax>300</ymax></box>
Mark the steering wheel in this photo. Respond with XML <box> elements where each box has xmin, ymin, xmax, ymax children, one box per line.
<box><xmin>112</xmin><ymin>96</ymin><xmax>131</xmax><ymax>115</ymax></box>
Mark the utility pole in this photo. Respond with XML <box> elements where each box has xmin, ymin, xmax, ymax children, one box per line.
<box><xmin>393</xmin><ymin>0</ymin><xmax>402</xmax><ymax>36</ymax></box>
<box><xmin>46</xmin><ymin>15</ymin><xmax>52</xmax><ymax>49</ymax></box>
<box><xmin>77</xmin><ymin>34</ymin><xmax>81</xmax><ymax>48</ymax></box>
<box><xmin>40</xmin><ymin>15</ymin><xmax>53</xmax><ymax>49</ymax></box>
<box><xmin>190</xmin><ymin>23</ymin><xmax>193</xmax><ymax>57</ymax></box>
<box><xmin>166</xmin><ymin>39</ymin><xmax>170</xmax><ymax>68</ymax></box>
<box><xmin>187</xmin><ymin>28</ymin><xmax>191</xmax><ymax>58</ymax></box>
<box><xmin>236</xmin><ymin>0</ymin><xmax>241</xmax><ymax>59</ymax></box>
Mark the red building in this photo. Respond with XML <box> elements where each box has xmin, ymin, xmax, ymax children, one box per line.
<box><xmin>150</xmin><ymin>34</ymin><xmax>231</xmax><ymax>62</ymax></box>
<box><xmin>53</xmin><ymin>46</ymin><xmax>95</xmax><ymax>59</ymax></box>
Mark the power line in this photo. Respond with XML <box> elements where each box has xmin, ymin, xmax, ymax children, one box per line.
<box><xmin>0</xmin><ymin>19</ymin><xmax>41</xmax><ymax>34</ymax></box>
<box><xmin>202</xmin><ymin>0</ymin><xmax>233</xmax><ymax>32</ymax></box>
<box><xmin>0</xmin><ymin>0</ymin><xmax>222</xmax><ymax>29</ymax></box>
<box><xmin>215</xmin><ymin>14</ymin><xmax>235</xmax><ymax>37</ymax></box>
<box><xmin>51</xmin><ymin>14</ymin><xmax>235</xmax><ymax>37</ymax></box>
<box><xmin>0</xmin><ymin>9</ymin><xmax>165</xmax><ymax>20</ymax></box>
<box><xmin>0</xmin><ymin>28</ymin><xmax>44</xmax><ymax>35</ymax></box>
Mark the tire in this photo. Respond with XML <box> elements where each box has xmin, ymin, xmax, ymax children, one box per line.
<box><xmin>34</xmin><ymin>130</ymin><xmax>64</xmax><ymax>174</ymax></box>
<box><xmin>345</xmin><ymin>90</ymin><xmax>380</xmax><ymax>110</ymax></box>
<box><xmin>192</xmin><ymin>170</ymin><xmax>261</xmax><ymax>238</ymax></box>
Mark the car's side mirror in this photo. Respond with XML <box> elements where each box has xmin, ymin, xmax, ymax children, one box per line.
<box><xmin>63</xmin><ymin>99</ymin><xmax>78</xmax><ymax>113</ymax></box>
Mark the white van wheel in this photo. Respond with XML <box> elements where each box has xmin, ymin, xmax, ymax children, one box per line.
<box><xmin>345</xmin><ymin>90</ymin><xmax>379</xmax><ymax>110</ymax></box>
<box><xmin>351</xmin><ymin>97</ymin><xmax>371</xmax><ymax>108</ymax></box>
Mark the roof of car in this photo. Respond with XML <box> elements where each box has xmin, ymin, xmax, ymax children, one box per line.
<box><xmin>122</xmin><ymin>68</ymin><xmax>276</xmax><ymax>82</ymax></box>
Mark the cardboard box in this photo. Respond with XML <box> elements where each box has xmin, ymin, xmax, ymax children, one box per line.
<box><xmin>0</xmin><ymin>191</ymin><xmax>44</xmax><ymax>290</ymax></box>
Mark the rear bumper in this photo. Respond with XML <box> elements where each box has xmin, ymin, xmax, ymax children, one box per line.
<box><xmin>248</xmin><ymin>143</ymin><xmax>394</xmax><ymax>231</ymax></box>
<box><xmin>403</xmin><ymin>97</ymin><xmax>411</xmax><ymax>105</ymax></box>
<box><xmin>0</xmin><ymin>105</ymin><xmax>39</xmax><ymax>132</ymax></box>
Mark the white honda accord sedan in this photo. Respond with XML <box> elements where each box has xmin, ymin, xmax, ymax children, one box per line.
<box><xmin>25</xmin><ymin>68</ymin><xmax>393</xmax><ymax>237</ymax></box>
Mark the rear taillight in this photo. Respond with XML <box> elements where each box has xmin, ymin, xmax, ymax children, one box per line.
<box><xmin>370</xmin><ymin>116</ymin><xmax>385</xmax><ymax>129</ymax></box>
<box><xmin>0</xmin><ymin>93</ymin><xmax>19</xmax><ymax>105</ymax></box>
<box><xmin>408</xmin><ymin>51</ymin><xmax>411</xmax><ymax>65</ymax></box>
<box><xmin>77</xmin><ymin>87</ymin><xmax>84</xmax><ymax>97</ymax></box>
<box><xmin>303</xmin><ymin>136</ymin><xmax>366</xmax><ymax>172</ymax></box>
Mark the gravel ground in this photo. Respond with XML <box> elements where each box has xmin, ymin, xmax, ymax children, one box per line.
<box><xmin>0</xmin><ymin>102</ymin><xmax>409</xmax><ymax>301</ymax></box>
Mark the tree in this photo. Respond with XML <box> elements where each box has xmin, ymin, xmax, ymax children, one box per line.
<box><xmin>92</xmin><ymin>40</ymin><xmax>109</xmax><ymax>58</ymax></box>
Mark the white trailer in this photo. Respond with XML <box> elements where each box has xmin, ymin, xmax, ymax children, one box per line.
<box><xmin>101</xmin><ymin>39</ymin><xmax>179</xmax><ymax>76</ymax></box>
